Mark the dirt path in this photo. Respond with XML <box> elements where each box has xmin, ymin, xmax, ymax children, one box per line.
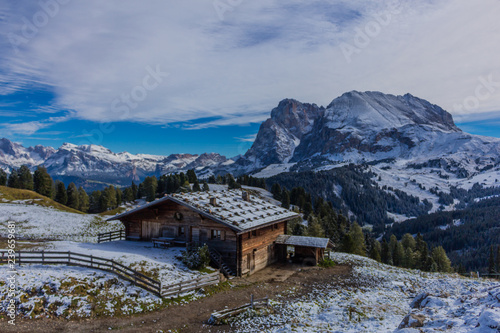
<box><xmin>2</xmin><ymin>264</ymin><xmax>351</xmax><ymax>333</ymax></box>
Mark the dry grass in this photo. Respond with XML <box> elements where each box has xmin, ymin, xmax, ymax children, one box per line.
<box><xmin>0</xmin><ymin>185</ymin><xmax>83</xmax><ymax>214</ymax></box>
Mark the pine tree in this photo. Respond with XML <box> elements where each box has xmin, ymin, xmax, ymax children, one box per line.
<box><xmin>341</xmin><ymin>234</ymin><xmax>355</xmax><ymax>254</ymax></box>
<box><xmin>303</xmin><ymin>202</ymin><xmax>313</xmax><ymax>219</ymax></box>
<box><xmin>78</xmin><ymin>187</ymin><xmax>89</xmax><ymax>212</ymax></box>
<box><xmin>389</xmin><ymin>234</ymin><xmax>398</xmax><ymax>260</ymax></box>
<box><xmin>402</xmin><ymin>247</ymin><xmax>414</xmax><ymax>268</ymax></box>
<box><xmin>281</xmin><ymin>190</ymin><xmax>290</xmax><ymax>209</ymax></box>
<box><xmin>55</xmin><ymin>181</ymin><xmax>68</xmax><ymax>205</ymax></box>
<box><xmin>123</xmin><ymin>187</ymin><xmax>134</xmax><ymax>202</ymax></box>
<box><xmin>89</xmin><ymin>190</ymin><xmax>102</xmax><ymax>213</ymax></box>
<box><xmin>271</xmin><ymin>183</ymin><xmax>282</xmax><ymax>201</ymax></box>
<box><xmin>33</xmin><ymin>166</ymin><xmax>53</xmax><ymax>198</ymax></box>
<box><xmin>66</xmin><ymin>183</ymin><xmax>79</xmax><ymax>209</ymax></box>
<box><xmin>370</xmin><ymin>240</ymin><xmax>382</xmax><ymax>262</ymax></box>
<box><xmin>186</xmin><ymin>169</ymin><xmax>197</xmax><ymax>183</ymax></box>
<box><xmin>0</xmin><ymin>169</ymin><xmax>7</xmax><ymax>186</ymax></box>
<box><xmin>381</xmin><ymin>238</ymin><xmax>392</xmax><ymax>264</ymax></box>
<box><xmin>192</xmin><ymin>179</ymin><xmax>201</xmax><ymax>192</ymax></box>
<box><xmin>401</xmin><ymin>233</ymin><xmax>416</xmax><ymax>251</ymax></box>
<box><xmin>306</xmin><ymin>215</ymin><xmax>325</xmax><ymax>237</ymax></box>
<box><xmin>431</xmin><ymin>246</ymin><xmax>452</xmax><ymax>273</ymax></box>
<box><xmin>394</xmin><ymin>242</ymin><xmax>405</xmax><ymax>267</ymax></box>
<box><xmin>115</xmin><ymin>187</ymin><xmax>123</xmax><ymax>206</ymax></box>
<box><xmin>202</xmin><ymin>181</ymin><xmax>210</xmax><ymax>191</ymax></box>
<box><xmin>349</xmin><ymin>222</ymin><xmax>366</xmax><ymax>256</ymax></box>
<box><xmin>7</xmin><ymin>169</ymin><xmax>20</xmax><ymax>188</ymax></box>
<box><xmin>489</xmin><ymin>245</ymin><xmax>495</xmax><ymax>274</ymax></box>
<box><xmin>18</xmin><ymin>165</ymin><xmax>33</xmax><ymax>190</ymax></box>
<box><xmin>131</xmin><ymin>181</ymin><xmax>138</xmax><ymax>199</ymax></box>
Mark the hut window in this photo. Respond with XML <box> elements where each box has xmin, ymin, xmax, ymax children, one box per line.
<box><xmin>211</xmin><ymin>229</ymin><xmax>222</xmax><ymax>239</ymax></box>
<box><xmin>178</xmin><ymin>226</ymin><xmax>185</xmax><ymax>236</ymax></box>
<box><xmin>274</xmin><ymin>224</ymin><xmax>279</xmax><ymax>230</ymax></box>
<box><xmin>251</xmin><ymin>230</ymin><xmax>257</xmax><ymax>237</ymax></box>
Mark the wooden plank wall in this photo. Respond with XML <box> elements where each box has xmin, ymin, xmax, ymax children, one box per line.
<box><xmin>122</xmin><ymin>200</ymin><xmax>238</xmax><ymax>271</ymax></box>
<box><xmin>239</xmin><ymin>222</ymin><xmax>286</xmax><ymax>275</ymax></box>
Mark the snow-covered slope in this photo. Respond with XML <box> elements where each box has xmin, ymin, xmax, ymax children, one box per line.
<box><xmin>231</xmin><ymin>253</ymin><xmax>500</xmax><ymax>333</ymax></box>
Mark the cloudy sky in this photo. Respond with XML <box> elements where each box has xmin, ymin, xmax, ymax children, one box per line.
<box><xmin>1</xmin><ymin>0</ymin><xmax>500</xmax><ymax>156</ymax></box>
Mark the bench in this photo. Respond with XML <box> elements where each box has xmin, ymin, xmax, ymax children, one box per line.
<box><xmin>152</xmin><ymin>237</ymin><xmax>175</xmax><ymax>248</ymax></box>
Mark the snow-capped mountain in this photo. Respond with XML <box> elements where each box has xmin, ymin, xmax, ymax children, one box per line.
<box><xmin>0</xmin><ymin>139</ymin><xmax>229</xmax><ymax>188</ymax></box>
<box><xmin>226</xmin><ymin>91</ymin><xmax>500</xmax><ymax>210</ymax></box>
<box><xmin>0</xmin><ymin>138</ymin><xmax>56</xmax><ymax>170</ymax></box>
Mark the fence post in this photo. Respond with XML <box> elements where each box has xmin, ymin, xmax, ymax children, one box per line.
<box><xmin>42</xmin><ymin>250</ymin><xmax>44</xmax><ymax>264</ymax></box>
<box><xmin>251</xmin><ymin>294</ymin><xmax>254</xmax><ymax>309</ymax></box>
<box><xmin>90</xmin><ymin>255</ymin><xmax>93</xmax><ymax>268</ymax></box>
<box><xmin>18</xmin><ymin>251</ymin><xmax>21</xmax><ymax>266</ymax></box>
<box><xmin>68</xmin><ymin>251</ymin><xmax>71</xmax><ymax>264</ymax></box>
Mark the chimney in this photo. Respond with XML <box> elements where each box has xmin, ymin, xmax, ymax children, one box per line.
<box><xmin>242</xmin><ymin>191</ymin><xmax>250</xmax><ymax>202</ymax></box>
<box><xmin>209</xmin><ymin>197</ymin><xmax>217</xmax><ymax>206</ymax></box>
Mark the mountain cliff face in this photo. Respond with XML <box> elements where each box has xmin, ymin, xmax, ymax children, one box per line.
<box><xmin>0</xmin><ymin>138</ymin><xmax>56</xmax><ymax>169</ymax></box>
<box><xmin>236</xmin><ymin>99</ymin><xmax>324</xmax><ymax>171</ymax></box>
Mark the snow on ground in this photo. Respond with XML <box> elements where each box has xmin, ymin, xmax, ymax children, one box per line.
<box><xmin>230</xmin><ymin>253</ymin><xmax>500</xmax><ymax>333</ymax></box>
<box><xmin>42</xmin><ymin>241</ymin><xmax>205</xmax><ymax>284</ymax></box>
<box><xmin>252</xmin><ymin>163</ymin><xmax>297</xmax><ymax>178</ymax></box>
<box><xmin>0</xmin><ymin>203</ymin><xmax>123</xmax><ymax>242</ymax></box>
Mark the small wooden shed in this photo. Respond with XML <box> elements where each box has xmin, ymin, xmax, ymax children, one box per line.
<box><xmin>275</xmin><ymin>235</ymin><xmax>334</xmax><ymax>266</ymax></box>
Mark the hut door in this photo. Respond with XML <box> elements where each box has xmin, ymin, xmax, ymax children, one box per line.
<box><xmin>142</xmin><ymin>221</ymin><xmax>161</xmax><ymax>240</ymax></box>
<box><xmin>191</xmin><ymin>227</ymin><xmax>200</xmax><ymax>244</ymax></box>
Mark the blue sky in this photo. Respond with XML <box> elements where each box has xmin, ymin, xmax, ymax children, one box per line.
<box><xmin>1</xmin><ymin>0</ymin><xmax>500</xmax><ymax>157</ymax></box>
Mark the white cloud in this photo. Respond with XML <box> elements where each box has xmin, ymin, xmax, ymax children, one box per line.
<box><xmin>0</xmin><ymin>0</ymin><xmax>499</xmax><ymax>131</ymax></box>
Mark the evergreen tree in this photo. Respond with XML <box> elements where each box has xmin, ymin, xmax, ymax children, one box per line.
<box><xmin>381</xmin><ymin>238</ymin><xmax>392</xmax><ymax>265</ymax></box>
<box><xmin>389</xmin><ymin>234</ymin><xmax>398</xmax><ymax>259</ymax></box>
<box><xmin>137</xmin><ymin>183</ymin><xmax>144</xmax><ymax>198</ymax></box>
<box><xmin>89</xmin><ymin>190</ymin><xmax>102</xmax><ymax>213</ymax></box>
<box><xmin>186</xmin><ymin>169</ymin><xmax>198</xmax><ymax>183</ymax></box>
<box><xmin>66</xmin><ymin>183</ymin><xmax>79</xmax><ymax>209</ymax></box>
<box><xmin>281</xmin><ymin>190</ymin><xmax>290</xmax><ymax>209</ymax></box>
<box><xmin>306</xmin><ymin>215</ymin><xmax>325</xmax><ymax>237</ymax></box>
<box><xmin>402</xmin><ymin>247</ymin><xmax>414</xmax><ymax>268</ymax></box>
<box><xmin>401</xmin><ymin>233</ymin><xmax>416</xmax><ymax>251</ymax></box>
<box><xmin>143</xmin><ymin>177</ymin><xmax>158</xmax><ymax>202</ymax></box>
<box><xmin>131</xmin><ymin>181</ymin><xmax>138</xmax><ymax>199</ymax></box>
<box><xmin>369</xmin><ymin>240</ymin><xmax>382</xmax><ymax>262</ymax></box>
<box><xmin>18</xmin><ymin>165</ymin><xmax>33</xmax><ymax>190</ymax></box>
<box><xmin>341</xmin><ymin>234</ymin><xmax>355</xmax><ymax>254</ymax></box>
<box><xmin>54</xmin><ymin>181</ymin><xmax>68</xmax><ymax>205</ymax></box>
<box><xmin>192</xmin><ymin>179</ymin><xmax>201</xmax><ymax>192</ymax></box>
<box><xmin>303</xmin><ymin>202</ymin><xmax>313</xmax><ymax>219</ymax></box>
<box><xmin>349</xmin><ymin>222</ymin><xmax>367</xmax><ymax>256</ymax></box>
<box><xmin>78</xmin><ymin>187</ymin><xmax>89</xmax><ymax>212</ymax></box>
<box><xmin>33</xmin><ymin>166</ymin><xmax>53</xmax><ymax>198</ymax></box>
<box><xmin>271</xmin><ymin>183</ymin><xmax>282</xmax><ymax>201</ymax></box>
<box><xmin>7</xmin><ymin>169</ymin><xmax>20</xmax><ymax>188</ymax></box>
<box><xmin>431</xmin><ymin>246</ymin><xmax>452</xmax><ymax>273</ymax></box>
<box><xmin>115</xmin><ymin>187</ymin><xmax>123</xmax><ymax>206</ymax></box>
<box><xmin>202</xmin><ymin>181</ymin><xmax>210</xmax><ymax>191</ymax></box>
<box><xmin>0</xmin><ymin>169</ymin><xmax>7</xmax><ymax>186</ymax></box>
<box><xmin>208</xmin><ymin>175</ymin><xmax>216</xmax><ymax>184</ymax></box>
<box><xmin>489</xmin><ymin>245</ymin><xmax>496</xmax><ymax>274</ymax></box>
<box><xmin>394</xmin><ymin>242</ymin><xmax>405</xmax><ymax>267</ymax></box>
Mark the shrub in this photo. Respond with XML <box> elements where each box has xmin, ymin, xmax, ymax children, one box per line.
<box><xmin>181</xmin><ymin>244</ymin><xmax>211</xmax><ymax>270</ymax></box>
<box><xmin>318</xmin><ymin>258</ymin><xmax>336</xmax><ymax>268</ymax></box>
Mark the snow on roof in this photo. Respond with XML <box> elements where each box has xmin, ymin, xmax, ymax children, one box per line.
<box><xmin>275</xmin><ymin>235</ymin><xmax>333</xmax><ymax>248</ymax></box>
<box><xmin>108</xmin><ymin>189</ymin><xmax>299</xmax><ymax>233</ymax></box>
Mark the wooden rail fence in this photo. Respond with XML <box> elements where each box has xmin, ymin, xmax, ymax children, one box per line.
<box><xmin>0</xmin><ymin>250</ymin><xmax>221</xmax><ymax>298</ymax></box>
<box><xmin>161</xmin><ymin>271</ymin><xmax>220</xmax><ymax>298</ymax></box>
<box><xmin>97</xmin><ymin>229</ymin><xmax>125</xmax><ymax>243</ymax></box>
<box><xmin>0</xmin><ymin>250</ymin><xmax>161</xmax><ymax>295</ymax></box>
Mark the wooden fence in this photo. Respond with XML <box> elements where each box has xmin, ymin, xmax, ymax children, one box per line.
<box><xmin>0</xmin><ymin>250</ymin><xmax>161</xmax><ymax>295</ymax></box>
<box><xmin>0</xmin><ymin>250</ymin><xmax>221</xmax><ymax>298</ymax></box>
<box><xmin>161</xmin><ymin>271</ymin><xmax>220</xmax><ymax>298</ymax></box>
<box><xmin>97</xmin><ymin>229</ymin><xmax>125</xmax><ymax>243</ymax></box>
<box><xmin>208</xmin><ymin>295</ymin><xmax>269</xmax><ymax>325</ymax></box>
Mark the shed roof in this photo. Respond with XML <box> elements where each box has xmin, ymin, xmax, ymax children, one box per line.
<box><xmin>275</xmin><ymin>235</ymin><xmax>333</xmax><ymax>249</ymax></box>
<box><xmin>107</xmin><ymin>189</ymin><xmax>299</xmax><ymax>233</ymax></box>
